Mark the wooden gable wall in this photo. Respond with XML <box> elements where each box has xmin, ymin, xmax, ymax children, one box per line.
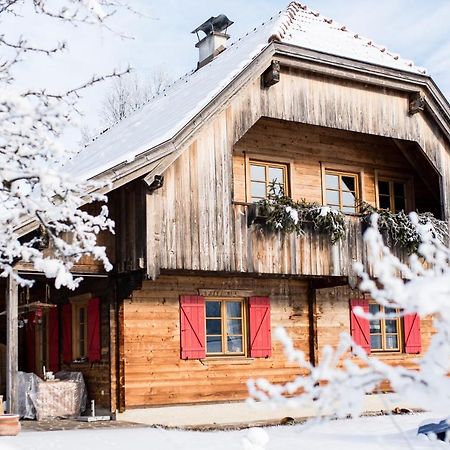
<box><xmin>143</xmin><ymin>63</ymin><xmax>450</xmax><ymax>279</ymax></box>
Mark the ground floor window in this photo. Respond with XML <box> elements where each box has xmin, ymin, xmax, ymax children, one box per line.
<box><xmin>368</xmin><ymin>303</ymin><xmax>401</xmax><ymax>351</ymax></box>
<box><xmin>180</xmin><ymin>295</ymin><xmax>271</xmax><ymax>360</ymax></box>
<box><xmin>350</xmin><ymin>298</ymin><xmax>421</xmax><ymax>354</ymax></box>
<box><xmin>205</xmin><ymin>299</ymin><xmax>246</xmax><ymax>356</ymax></box>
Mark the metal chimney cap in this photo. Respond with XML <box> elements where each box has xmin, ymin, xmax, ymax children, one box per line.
<box><xmin>191</xmin><ymin>14</ymin><xmax>234</xmax><ymax>37</ymax></box>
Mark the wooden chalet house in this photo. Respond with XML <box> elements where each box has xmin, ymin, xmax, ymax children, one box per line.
<box><xmin>2</xmin><ymin>2</ymin><xmax>450</xmax><ymax>418</ymax></box>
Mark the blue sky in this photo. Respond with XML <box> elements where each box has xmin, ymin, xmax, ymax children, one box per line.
<box><xmin>8</xmin><ymin>0</ymin><xmax>450</xmax><ymax>144</ymax></box>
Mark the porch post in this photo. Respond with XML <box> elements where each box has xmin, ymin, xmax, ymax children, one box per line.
<box><xmin>6</xmin><ymin>274</ymin><xmax>18</xmax><ymax>414</ymax></box>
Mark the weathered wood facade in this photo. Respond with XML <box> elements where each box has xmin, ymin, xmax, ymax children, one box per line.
<box><xmin>6</xmin><ymin>3</ymin><xmax>450</xmax><ymax>418</ymax></box>
<box><xmin>108</xmin><ymin>43</ymin><xmax>449</xmax><ymax>411</ymax></box>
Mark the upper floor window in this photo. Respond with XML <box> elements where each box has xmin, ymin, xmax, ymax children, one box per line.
<box><xmin>378</xmin><ymin>179</ymin><xmax>407</xmax><ymax>212</ymax></box>
<box><xmin>325</xmin><ymin>170</ymin><xmax>359</xmax><ymax>213</ymax></box>
<box><xmin>369</xmin><ymin>303</ymin><xmax>401</xmax><ymax>352</ymax></box>
<box><xmin>249</xmin><ymin>160</ymin><xmax>288</xmax><ymax>202</ymax></box>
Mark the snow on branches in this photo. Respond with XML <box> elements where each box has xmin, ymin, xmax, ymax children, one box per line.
<box><xmin>0</xmin><ymin>0</ymin><xmax>135</xmax><ymax>288</ymax></box>
<box><xmin>248</xmin><ymin>212</ymin><xmax>450</xmax><ymax>418</ymax></box>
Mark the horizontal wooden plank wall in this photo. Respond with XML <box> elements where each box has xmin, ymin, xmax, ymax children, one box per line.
<box><xmin>122</xmin><ymin>275</ymin><xmax>310</xmax><ymax>407</ymax></box>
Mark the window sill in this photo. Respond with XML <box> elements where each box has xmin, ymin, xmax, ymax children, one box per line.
<box><xmin>200</xmin><ymin>357</ymin><xmax>254</xmax><ymax>365</ymax></box>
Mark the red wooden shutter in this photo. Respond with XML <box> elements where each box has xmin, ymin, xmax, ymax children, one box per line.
<box><xmin>404</xmin><ymin>313</ymin><xmax>421</xmax><ymax>354</ymax></box>
<box><xmin>249</xmin><ymin>297</ymin><xmax>272</xmax><ymax>358</ymax></box>
<box><xmin>48</xmin><ymin>308</ymin><xmax>59</xmax><ymax>372</ymax></box>
<box><xmin>349</xmin><ymin>299</ymin><xmax>371</xmax><ymax>354</ymax></box>
<box><xmin>26</xmin><ymin>311</ymin><xmax>36</xmax><ymax>373</ymax></box>
<box><xmin>88</xmin><ymin>297</ymin><xmax>101</xmax><ymax>362</ymax></box>
<box><xmin>62</xmin><ymin>303</ymin><xmax>72</xmax><ymax>364</ymax></box>
<box><xmin>180</xmin><ymin>295</ymin><xmax>206</xmax><ymax>359</ymax></box>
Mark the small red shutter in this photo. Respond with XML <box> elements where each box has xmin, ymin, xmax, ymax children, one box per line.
<box><xmin>404</xmin><ymin>313</ymin><xmax>421</xmax><ymax>354</ymax></box>
<box><xmin>349</xmin><ymin>299</ymin><xmax>371</xmax><ymax>354</ymax></box>
<box><xmin>48</xmin><ymin>308</ymin><xmax>59</xmax><ymax>372</ymax></box>
<box><xmin>62</xmin><ymin>303</ymin><xmax>72</xmax><ymax>364</ymax></box>
<box><xmin>88</xmin><ymin>297</ymin><xmax>101</xmax><ymax>362</ymax></box>
<box><xmin>26</xmin><ymin>311</ymin><xmax>36</xmax><ymax>373</ymax></box>
<box><xmin>180</xmin><ymin>295</ymin><xmax>206</xmax><ymax>359</ymax></box>
<box><xmin>249</xmin><ymin>297</ymin><xmax>271</xmax><ymax>358</ymax></box>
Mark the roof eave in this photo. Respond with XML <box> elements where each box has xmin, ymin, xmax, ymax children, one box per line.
<box><xmin>273</xmin><ymin>42</ymin><xmax>450</xmax><ymax>141</ymax></box>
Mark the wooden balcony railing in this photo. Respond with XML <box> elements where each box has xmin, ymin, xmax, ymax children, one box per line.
<box><xmin>232</xmin><ymin>203</ymin><xmax>408</xmax><ymax>278</ymax></box>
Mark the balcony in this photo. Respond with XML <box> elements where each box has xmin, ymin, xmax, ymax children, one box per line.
<box><xmin>232</xmin><ymin>203</ymin><xmax>408</xmax><ymax>279</ymax></box>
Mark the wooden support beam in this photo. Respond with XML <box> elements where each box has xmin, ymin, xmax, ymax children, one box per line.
<box><xmin>307</xmin><ymin>281</ymin><xmax>318</xmax><ymax>366</ymax></box>
<box><xmin>408</xmin><ymin>92</ymin><xmax>425</xmax><ymax>115</ymax></box>
<box><xmin>6</xmin><ymin>275</ymin><xmax>18</xmax><ymax>414</ymax></box>
<box><xmin>262</xmin><ymin>60</ymin><xmax>280</xmax><ymax>88</ymax></box>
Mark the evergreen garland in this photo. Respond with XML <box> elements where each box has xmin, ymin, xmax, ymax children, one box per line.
<box><xmin>250</xmin><ymin>184</ymin><xmax>346</xmax><ymax>244</ymax></box>
<box><xmin>359</xmin><ymin>202</ymin><xmax>449</xmax><ymax>254</ymax></box>
<box><xmin>248</xmin><ymin>185</ymin><xmax>448</xmax><ymax>253</ymax></box>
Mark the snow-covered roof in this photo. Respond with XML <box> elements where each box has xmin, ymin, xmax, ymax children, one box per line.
<box><xmin>69</xmin><ymin>2</ymin><xmax>427</xmax><ymax>181</ymax></box>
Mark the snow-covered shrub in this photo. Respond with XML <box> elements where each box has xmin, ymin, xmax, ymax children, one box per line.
<box><xmin>248</xmin><ymin>212</ymin><xmax>450</xmax><ymax>418</ymax></box>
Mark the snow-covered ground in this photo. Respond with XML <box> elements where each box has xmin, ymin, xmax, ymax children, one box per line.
<box><xmin>2</xmin><ymin>413</ymin><xmax>447</xmax><ymax>450</ymax></box>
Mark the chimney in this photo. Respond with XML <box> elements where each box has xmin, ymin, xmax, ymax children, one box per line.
<box><xmin>192</xmin><ymin>14</ymin><xmax>234</xmax><ymax>69</ymax></box>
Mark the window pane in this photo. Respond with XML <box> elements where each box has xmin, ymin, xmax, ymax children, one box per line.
<box><xmin>227</xmin><ymin>319</ymin><xmax>242</xmax><ymax>335</ymax></box>
<box><xmin>342</xmin><ymin>205</ymin><xmax>356</xmax><ymax>214</ymax></box>
<box><xmin>371</xmin><ymin>335</ymin><xmax>382</xmax><ymax>349</ymax></box>
<box><xmin>385</xmin><ymin>320</ymin><xmax>398</xmax><ymax>334</ymax></box>
<box><xmin>227</xmin><ymin>336</ymin><xmax>243</xmax><ymax>353</ymax></box>
<box><xmin>342</xmin><ymin>191</ymin><xmax>356</xmax><ymax>207</ymax></box>
<box><xmin>379</xmin><ymin>195</ymin><xmax>391</xmax><ymax>209</ymax></box>
<box><xmin>269</xmin><ymin>167</ymin><xmax>284</xmax><ymax>184</ymax></box>
<box><xmin>226</xmin><ymin>302</ymin><xmax>242</xmax><ymax>318</ymax></box>
<box><xmin>326</xmin><ymin>174</ymin><xmax>339</xmax><ymax>190</ymax></box>
<box><xmin>394</xmin><ymin>196</ymin><xmax>405</xmax><ymax>212</ymax></box>
<box><xmin>341</xmin><ymin>176</ymin><xmax>355</xmax><ymax>192</ymax></box>
<box><xmin>251</xmin><ymin>181</ymin><xmax>266</xmax><ymax>199</ymax></box>
<box><xmin>206</xmin><ymin>319</ymin><xmax>221</xmax><ymax>335</ymax></box>
<box><xmin>326</xmin><ymin>190</ymin><xmax>339</xmax><ymax>205</ymax></box>
<box><xmin>385</xmin><ymin>307</ymin><xmax>396</xmax><ymax>315</ymax></box>
<box><xmin>378</xmin><ymin>181</ymin><xmax>390</xmax><ymax>196</ymax></box>
<box><xmin>369</xmin><ymin>304</ymin><xmax>381</xmax><ymax>315</ymax></box>
<box><xmin>206</xmin><ymin>302</ymin><xmax>221</xmax><ymax>317</ymax></box>
<box><xmin>251</xmin><ymin>165</ymin><xmax>265</xmax><ymax>182</ymax></box>
<box><xmin>207</xmin><ymin>336</ymin><xmax>222</xmax><ymax>353</ymax></box>
<box><xmin>394</xmin><ymin>182</ymin><xmax>405</xmax><ymax>197</ymax></box>
<box><xmin>386</xmin><ymin>335</ymin><xmax>398</xmax><ymax>349</ymax></box>
<box><xmin>370</xmin><ymin>320</ymin><xmax>381</xmax><ymax>334</ymax></box>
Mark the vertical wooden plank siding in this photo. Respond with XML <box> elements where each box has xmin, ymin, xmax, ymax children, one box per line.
<box><xmin>144</xmin><ymin>72</ymin><xmax>448</xmax><ymax>279</ymax></box>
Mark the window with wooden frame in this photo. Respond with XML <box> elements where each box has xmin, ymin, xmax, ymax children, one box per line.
<box><xmin>350</xmin><ymin>298</ymin><xmax>421</xmax><ymax>355</ymax></box>
<box><xmin>205</xmin><ymin>299</ymin><xmax>246</xmax><ymax>356</ymax></box>
<box><xmin>180</xmin><ymin>295</ymin><xmax>272</xmax><ymax>360</ymax></box>
<box><xmin>249</xmin><ymin>160</ymin><xmax>288</xmax><ymax>202</ymax></box>
<box><xmin>324</xmin><ymin>170</ymin><xmax>359</xmax><ymax>213</ymax></box>
<box><xmin>369</xmin><ymin>303</ymin><xmax>401</xmax><ymax>352</ymax></box>
<box><xmin>62</xmin><ymin>296</ymin><xmax>101</xmax><ymax>364</ymax></box>
<box><xmin>377</xmin><ymin>179</ymin><xmax>407</xmax><ymax>212</ymax></box>
<box><xmin>71</xmin><ymin>299</ymin><xmax>89</xmax><ymax>360</ymax></box>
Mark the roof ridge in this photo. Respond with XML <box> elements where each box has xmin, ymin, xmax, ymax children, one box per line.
<box><xmin>269</xmin><ymin>1</ymin><xmax>426</xmax><ymax>74</ymax></box>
